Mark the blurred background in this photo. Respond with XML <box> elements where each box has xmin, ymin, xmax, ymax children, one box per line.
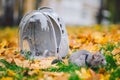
<box><xmin>0</xmin><ymin>0</ymin><xmax>120</xmax><ymax>26</ymax></box>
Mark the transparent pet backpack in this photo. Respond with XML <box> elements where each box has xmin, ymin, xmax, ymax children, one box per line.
<box><xmin>19</xmin><ymin>7</ymin><xmax>69</xmax><ymax>59</ymax></box>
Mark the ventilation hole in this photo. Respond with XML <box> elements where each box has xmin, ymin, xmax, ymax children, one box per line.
<box><xmin>57</xmin><ymin>18</ymin><xmax>60</xmax><ymax>21</ymax></box>
<box><xmin>62</xmin><ymin>30</ymin><xmax>64</xmax><ymax>34</ymax></box>
<box><xmin>57</xmin><ymin>48</ymin><xmax>59</xmax><ymax>53</ymax></box>
<box><xmin>60</xmin><ymin>24</ymin><xmax>62</xmax><ymax>27</ymax></box>
<box><xmin>35</xmin><ymin>52</ymin><xmax>40</xmax><ymax>56</ymax></box>
<box><xmin>35</xmin><ymin>49</ymin><xmax>40</xmax><ymax>56</ymax></box>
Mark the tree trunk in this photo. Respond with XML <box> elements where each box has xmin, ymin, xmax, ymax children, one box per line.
<box><xmin>2</xmin><ymin>0</ymin><xmax>14</xmax><ymax>26</ymax></box>
<box><xmin>96</xmin><ymin>0</ymin><xmax>104</xmax><ymax>24</ymax></box>
<box><xmin>18</xmin><ymin>0</ymin><xmax>24</xmax><ymax>24</ymax></box>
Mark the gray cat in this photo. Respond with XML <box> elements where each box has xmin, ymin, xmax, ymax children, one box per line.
<box><xmin>69</xmin><ymin>50</ymin><xmax>106</xmax><ymax>67</ymax></box>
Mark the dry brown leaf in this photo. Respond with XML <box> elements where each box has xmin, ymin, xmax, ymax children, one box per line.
<box><xmin>22</xmin><ymin>60</ymin><xmax>31</xmax><ymax>68</ymax></box>
<box><xmin>28</xmin><ymin>69</ymin><xmax>41</xmax><ymax>76</ymax></box>
<box><xmin>76</xmin><ymin>68</ymin><xmax>91</xmax><ymax>79</ymax></box>
<box><xmin>0</xmin><ymin>62</ymin><xmax>5</xmax><ymax>68</ymax></box>
<box><xmin>112</xmin><ymin>48</ymin><xmax>120</xmax><ymax>55</ymax></box>
<box><xmin>43</xmin><ymin>72</ymin><xmax>69</xmax><ymax>80</ymax></box>
<box><xmin>14</xmin><ymin>58</ymin><xmax>23</xmax><ymax>67</ymax></box>
<box><xmin>30</xmin><ymin>63</ymin><xmax>40</xmax><ymax>69</ymax></box>
<box><xmin>1</xmin><ymin>77</ymin><xmax>13</xmax><ymax>80</ymax></box>
<box><xmin>6</xmin><ymin>58</ymin><xmax>13</xmax><ymax>63</ymax></box>
<box><xmin>88</xmin><ymin>69</ymin><xmax>101</xmax><ymax>80</ymax></box>
<box><xmin>7</xmin><ymin>69</ymin><xmax>16</xmax><ymax>77</ymax></box>
<box><xmin>39</xmin><ymin>57</ymin><xmax>56</xmax><ymax>69</ymax></box>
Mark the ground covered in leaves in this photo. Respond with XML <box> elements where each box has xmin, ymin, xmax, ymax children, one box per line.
<box><xmin>0</xmin><ymin>25</ymin><xmax>120</xmax><ymax>80</ymax></box>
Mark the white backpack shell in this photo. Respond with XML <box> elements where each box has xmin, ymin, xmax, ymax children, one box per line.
<box><xmin>19</xmin><ymin>7</ymin><xmax>69</xmax><ymax>59</ymax></box>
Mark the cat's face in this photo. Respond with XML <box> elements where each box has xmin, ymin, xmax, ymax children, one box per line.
<box><xmin>90</xmin><ymin>51</ymin><xmax>107</xmax><ymax>67</ymax></box>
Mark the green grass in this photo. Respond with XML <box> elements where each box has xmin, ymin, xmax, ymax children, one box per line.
<box><xmin>69</xmin><ymin>72</ymin><xmax>80</xmax><ymax>80</ymax></box>
<box><xmin>0</xmin><ymin>59</ymin><xmax>39</xmax><ymax>80</ymax></box>
<box><xmin>46</xmin><ymin>62</ymin><xmax>81</xmax><ymax>80</ymax></box>
<box><xmin>105</xmin><ymin>53</ymin><xmax>120</xmax><ymax>80</ymax></box>
<box><xmin>100</xmin><ymin>42</ymin><xmax>118</xmax><ymax>70</ymax></box>
<box><xmin>46</xmin><ymin>62</ymin><xmax>80</xmax><ymax>73</ymax></box>
<box><xmin>101</xmin><ymin>42</ymin><xmax>116</xmax><ymax>52</ymax></box>
<box><xmin>110</xmin><ymin>67</ymin><xmax>120</xmax><ymax>80</ymax></box>
<box><xmin>0</xmin><ymin>59</ymin><xmax>26</xmax><ymax>79</ymax></box>
<box><xmin>101</xmin><ymin>42</ymin><xmax>120</xmax><ymax>80</ymax></box>
<box><xmin>104</xmin><ymin>54</ymin><xmax>117</xmax><ymax>71</ymax></box>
